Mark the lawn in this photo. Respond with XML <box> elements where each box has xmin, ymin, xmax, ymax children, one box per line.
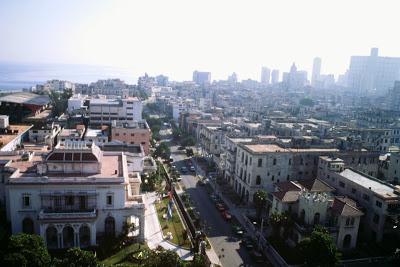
<box><xmin>155</xmin><ymin>198</ymin><xmax>191</xmax><ymax>249</ymax></box>
<box><xmin>101</xmin><ymin>243</ymin><xmax>148</xmax><ymax>266</ymax></box>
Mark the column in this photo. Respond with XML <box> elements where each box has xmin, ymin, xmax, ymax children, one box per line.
<box><xmin>90</xmin><ymin>223</ymin><xmax>96</xmax><ymax>246</ymax></box>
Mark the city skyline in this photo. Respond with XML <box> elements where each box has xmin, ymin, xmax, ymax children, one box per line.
<box><xmin>1</xmin><ymin>0</ymin><xmax>399</xmax><ymax>81</ymax></box>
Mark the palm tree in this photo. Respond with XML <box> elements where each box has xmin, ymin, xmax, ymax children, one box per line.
<box><xmin>253</xmin><ymin>190</ymin><xmax>267</xmax><ymax>220</ymax></box>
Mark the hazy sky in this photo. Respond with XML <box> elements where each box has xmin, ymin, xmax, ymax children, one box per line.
<box><xmin>1</xmin><ymin>0</ymin><xmax>399</xmax><ymax>81</ymax></box>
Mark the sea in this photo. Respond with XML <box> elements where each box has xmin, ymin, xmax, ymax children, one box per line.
<box><xmin>0</xmin><ymin>62</ymin><xmax>138</xmax><ymax>91</ymax></box>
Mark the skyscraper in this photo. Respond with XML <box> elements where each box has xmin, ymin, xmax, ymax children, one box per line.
<box><xmin>311</xmin><ymin>57</ymin><xmax>321</xmax><ymax>87</ymax></box>
<box><xmin>347</xmin><ymin>48</ymin><xmax>400</xmax><ymax>95</ymax></box>
<box><xmin>192</xmin><ymin>71</ymin><xmax>211</xmax><ymax>85</ymax></box>
<box><xmin>261</xmin><ymin>67</ymin><xmax>271</xmax><ymax>85</ymax></box>
<box><xmin>271</xmin><ymin>69</ymin><xmax>280</xmax><ymax>84</ymax></box>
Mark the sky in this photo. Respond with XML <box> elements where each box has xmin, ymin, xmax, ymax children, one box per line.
<box><xmin>0</xmin><ymin>0</ymin><xmax>400</xmax><ymax>82</ymax></box>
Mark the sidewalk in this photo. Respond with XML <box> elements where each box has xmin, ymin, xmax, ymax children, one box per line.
<box><xmin>144</xmin><ymin>192</ymin><xmax>193</xmax><ymax>260</ymax></box>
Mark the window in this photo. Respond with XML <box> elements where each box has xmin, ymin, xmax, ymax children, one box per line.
<box><xmin>351</xmin><ymin>188</ymin><xmax>357</xmax><ymax>194</ymax></box>
<box><xmin>22</xmin><ymin>194</ymin><xmax>31</xmax><ymax>208</ymax></box>
<box><xmin>256</xmin><ymin>175</ymin><xmax>261</xmax><ymax>185</ymax></box>
<box><xmin>131</xmin><ymin>133</ymin><xmax>135</xmax><ymax>136</ymax></box>
<box><xmin>376</xmin><ymin>200</ymin><xmax>382</xmax><ymax>208</ymax></box>
<box><xmin>350</xmin><ymin>217</ymin><xmax>355</xmax><ymax>225</ymax></box>
<box><xmin>65</xmin><ymin>196</ymin><xmax>74</xmax><ymax>206</ymax></box>
<box><xmin>362</xmin><ymin>194</ymin><xmax>370</xmax><ymax>201</ymax></box>
<box><xmin>286</xmin><ymin>175</ymin><xmax>290</xmax><ymax>181</ymax></box>
<box><xmin>115</xmin><ymin>133</ymin><xmax>120</xmax><ymax>136</ymax></box>
<box><xmin>271</xmin><ymin>175</ymin><xmax>275</xmax><ymax>181</ymax></box>
<box><xmin>258</xmin><ymin>158</ymin><xmax>262</xmax><ymax>167</ymax></box>
<box><xmin>288</xmin><ymin>159</ymin><xmax>291</xmax><ymax>165</ymax></box>
<box><xmin>346</xmin><ymin>218</ymin><xmax>350</xmax><ymax>226</ymax></box>
<box><xmin>107</xmin><ymin>194</ymin><xmax>113</xmax><ymax>206</ymax></box>
<box><xmin>273</xmin><ymin>158</ymin><xmax>277</xmax><ymax>165</ymax></box>
<box><xmin>373</xmin><ymin>214</ymin><xmax>380</xmax><ymax>224</ymax></box>
<box><xmin>339</xmin><ymin>181</ymin><xmax>345</xmax><ymax>188</ymax></box>
<box><xmin>249</xmin><ymin>157</ymin><xmax>252</xmax><ymax>165</ymax></box>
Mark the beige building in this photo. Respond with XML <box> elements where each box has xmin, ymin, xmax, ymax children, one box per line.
<box><xmin>111</xmin><ymin>120</ymin><xmax>151</xmax><ymax>155</ymax></box>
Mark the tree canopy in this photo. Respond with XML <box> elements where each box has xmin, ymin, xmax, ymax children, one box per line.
<box><xmin>253</xmin><ymin>190</ymin><xmax>267</xmax><ymax>220</ymax></box>
<box><xmin>299</xmin><ymin>226</ymin><xmax>340</xmax><ymax>267</ymax></box>
<box><xmin>4</xmin><ymin>233</ymin><xmax>51</xmax><ymax>267</ymax></box>
<box><xmin>56</xmin><ymin>247</ymin><xmax>98</xmax><ymax>267</ymax></box>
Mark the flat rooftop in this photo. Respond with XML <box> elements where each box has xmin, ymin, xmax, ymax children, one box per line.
<box><xmin>0</xmin><ymin>92</ymin><xmax>50</xmax><ymax>106</ymax></box>
<box><xmin>243</xmin><ymin>144</ymin><xmax>339</xmax><ymax>153</ymax></box>
<box><xmin>85</xmin><ymin>129</ymin><xmax>107</xmax><ymax>137</ymax></box>
<box><xmin>0</xmin><ymin>125</ymin><xmax>32</xmax><ymax>149</ymax></box>
<box><xmin>340</xmin><ymin>169</ymin><xmax>398</xmax><ymax>198</ymax></box>
<box><xmin>7</xmin><ymin>153</ymin><xmax>123</xmax><ymax>182</ymax></box>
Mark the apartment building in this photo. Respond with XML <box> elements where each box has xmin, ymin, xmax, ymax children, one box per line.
<box><xmin>318</xmin><ymin>156</ymin><xmax>400</xmax><ymax>242</ymax></box>
<box><xmin>3</xmin><ymin>141</ymin><xmax>145</xmax><ymax>249</ymax></box>
<box><xmin>89</xmin><ymin>96</ymin><xmax>142</xmax><ymax>126</ymax></box>
<box><xmin>234</xmin><ymin>143</ymin><xmax>379</xmax><ymax>203</ymax></box>
<box><xmin>111</xmin><ymin>120</ymin><xmax>151</xmax><ymax>155</ymax></box>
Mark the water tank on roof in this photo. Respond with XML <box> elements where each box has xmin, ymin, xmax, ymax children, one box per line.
<box><xmin>0</xmin><ymin>115</ymin><xmax>9</xmax><ymax>129</ymax></box>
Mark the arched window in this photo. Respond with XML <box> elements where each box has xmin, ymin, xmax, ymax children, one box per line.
<box><xmin>343</xmin><ymin>234</ymin><xmax>352</xmax><ymax>249</ymax></box>
<box><xmin>105</xmin><ymin>216</ymin><xmax>116</xmax><ymax>237</ymax></box>
<box><xmin>46</xmin><ymin>226</ymin><xmax>58</xmax><ymax>249</ymax></box>
<box><xmin>63</xmin><ymin>226</ymin><xmax>75</xmax><ymax>248</ymax></box>
<box><xmin>22</xmin><ymin>218</ymin><xmax>34</xmax><ymax>234</ymax></box>
<box><xmin>314</xmin><ymin>213</ymin><xmax>320</xmax><ymax>225</ymax></box>
<box><xmin>79</xmin><ymin>225</ymin><xmax>91</xmax><ymax>247</ymax></box>
<box><xmin>300</xmin><ymin>209</ymin><xmax>305</xmax><ymax>223</ymax></box>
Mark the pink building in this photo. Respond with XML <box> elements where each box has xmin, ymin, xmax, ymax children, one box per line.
<box><xmin>111</xmin><ymin>120</ymin><xmax>151</xmax><ymax>155</ymax></box>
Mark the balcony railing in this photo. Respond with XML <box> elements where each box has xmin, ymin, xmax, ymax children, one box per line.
<box><xmin>38</xmin><ymin>209</ymin><xmax>97</xmax><ymax>220</ymax></box>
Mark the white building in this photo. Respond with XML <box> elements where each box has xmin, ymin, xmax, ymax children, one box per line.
<box><xmin>68</xmin><ymin>94</ymin><xmax>88</xmax><ymax>114</ymax></box>
<box><xmin>89</xmin><ymin>96</ymin><xmax>142</xmax><ymax>126</ymax></box>
<box><xmin>270</xmin><ymin>179</ymin><xmax>363</xmax><ymax>250</ymax></box>
<box><xmin>311</xmin><ymin>57</ymin><xmax>321</xmax><ymax>87</ymax></box>
<box><xmin>84</xmin><ymin>128</ymin><xmax>109</xmax><ymax>145</ymax></box>
<box><xmin>347</xmin><ymin>48</ymin><xmax>400</xmax><ymax>95</ymax></box>
<box><xmin>261</xmin><ymin>67</ymin><xmax>271</xmax><ymax>85</ymax></box>
<box><xmin>4</xmin><ymin>141</ymin><xmax>145</xmax><ymax>249</ymax></box>
<box><xmin>318</xmin><ymin>156</ymin><xmax>400</xmax><ymax>242</ymax></box>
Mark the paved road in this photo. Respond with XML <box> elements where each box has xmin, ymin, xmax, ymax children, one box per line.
<box><xmin>170</xmin><ymin>145</ymin><xmax>263</xmax><ymax>267</ymax></box>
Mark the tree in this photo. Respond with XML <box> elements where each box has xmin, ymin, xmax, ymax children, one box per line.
<box><xmin>299</xmin><ymin>97</ymin><xmax>314</xmax><ymax>107</ymax></box>
<box><xmin>49</xmin><ymin>89</ymin><xmax>73</xmax><ymax>116</ymax></box>
<box><xmin>4</xmin><ymin>233</ymin><xmax>51</xmax><ymax>267</ymax></box>
<box><xmin>145</xmin><ymin>248</ymin><xmax>183</xmax><ymax>267</ymax></box>
<box><xmin>56</xmin><ymin>248</ymin><xmax>98</xmax><ymax>267</ymax></box>
<box><xmin>269</xmin><ymin>212</ymin><xmax>292</xmax><ymax>239</ymax></box>
<box><xmin>188</xmin><ymin>253</ymin><xmax>208</xmax><ymax>267</ymax></box>
<box><xmin>299</xmin><ymin>226</ymin><xmax>340</xmax><ymax>267</ymax></box>
<box><xmin>154</xmin><ymin>142</ymin><xmax>171</xmax><ymax>159</ymax></box>
<box><xmin>253</xmin><ymin>190</ymin><xmax>267</xmax><ymax>220</ymax></box>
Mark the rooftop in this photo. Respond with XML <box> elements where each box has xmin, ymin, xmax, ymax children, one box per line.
<box><xmin>339</xmin><ymin>168</ymin><xmax>399</xmax><ymax>199</ymax></box>
<box><xmin>242</xmin><ymin>143</ymin><xmax>339</xmax><ymax>154</ymax></box>
<box><xmin>0</xmin><ymin>125</ymin><xmax>33</xmax><ymax>149</ymax></box>
<box><xmin>330</xmin><ymin>196</ymin><xmax>364</xmax><ymax>217</ymax></box>
<box><xmin>0</xmin><ymin>92</ymin><xmax>50</xmax><ymax>106</ymax></box>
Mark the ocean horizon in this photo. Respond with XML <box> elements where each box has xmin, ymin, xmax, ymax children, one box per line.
<box><xmin>0</xmin><ymin>62</ymin><xmax>137</xmax><ymax>91</ymax></box>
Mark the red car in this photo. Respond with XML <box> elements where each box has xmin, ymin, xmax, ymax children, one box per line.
<box><xmin>221</xmin><ymin>210</ymin><xmax>232</xmax><ymax>220</ymax></box>
<box><xmin>216</xmin><ymin>203</ymin><xmax>225</xmax><ymax>212</ymax></box>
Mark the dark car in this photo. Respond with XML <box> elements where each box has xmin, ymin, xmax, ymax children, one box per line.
<box><xmin>241</xmin><ymin>236</ymin><xmax>255</xmax><ymax>250</ymax></box>
<box><xmin>216</xmin><ymin>203</ymin><xmax>225</xmax><ymax>212</ymax></box>
<box><xmin>232</xmin><ymin>225</ymin><xmax>244</xmax><ymax>236</ymax></box>
<box><xmin>250</xmin><ymin>249</ymin><xmax>265</xmax><ymax>263</ymax></box>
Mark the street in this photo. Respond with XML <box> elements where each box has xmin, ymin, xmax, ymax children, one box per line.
<box><xmin>170</xmin><ymin>145</ymin><xmax>264</xmax><ymax>267</ymax></box>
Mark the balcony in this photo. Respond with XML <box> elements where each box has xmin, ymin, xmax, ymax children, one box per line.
<box><xmin>38</xmin><ymin>209</ymin><xmax>97</xmax><ymax>221</ymax></box>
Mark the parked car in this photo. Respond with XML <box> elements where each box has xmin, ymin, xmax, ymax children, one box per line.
<box><xmin>190</xmin><ymin>166</ymin><xmax>196</xmax><ymax>172</ymax></box>
<box><xmin>178</xmin><ymin>146</ymin><xmax>185</xmax><ymax>150</ymax></box>
<box><xmin>215</xmin><ymin>203</ymin><xmax>225</xmax><ymax>212</ymax></box>
<box><xmin>171</xmin><ymin>165</ymin><xmax>176</xmax><ymax>170</ymax></box>
<box><xmin>221</xmin><ymin>210</ymin><xmax>232</xmax><ymax>221</ymax></box>
<box><xmin>249</xmin><ymin>249</ymin><xmax>264</xmax><ymax>263</ymax></box>
<box><xmin>232</xmin><ymin>225</ymin><xmax>244</xmax><ymax>236</ymax></box>
<box><xmin>180</xmin><ymin>166</ymin><xmax>187</xmax><ymax>173</ymax></box>
<box><xmin>241</xmin><ymin>236</ymin><xmax>255</xmax><ymax>250</ymax></box>
<box><xmin>210</xmin><ymin>193</ymin><xmax>220</xmax><ymax>203</ymax></box>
